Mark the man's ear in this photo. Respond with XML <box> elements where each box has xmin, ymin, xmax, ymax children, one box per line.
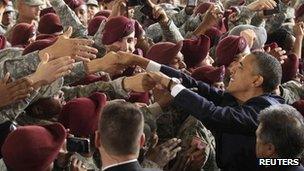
<box><xmin>139</xmin><ymin>133</ymin><xmax>145</xmax><ymax>148</ymax></box>
<box><xmin>95</xmin><ymin>130</ymin><xmax>101</xmax><ymax>149</ymax></box>
<box><xmin>253</xmin><ymin>75</ymin><xmax>264</xmax><ymax>88</ymax></box>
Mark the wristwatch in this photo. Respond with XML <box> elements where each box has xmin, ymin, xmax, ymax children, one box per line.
<box><xmin>167</xmin><ymin>77</ymin><xmax>181</xmax><ymax>91</ymax></box>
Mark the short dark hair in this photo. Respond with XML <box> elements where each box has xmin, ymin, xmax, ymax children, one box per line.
<box><xmin>251</xmin><ymin>51</ymin><xmax>282</xmax><ymax>93</ymax></box>
<box><xmin>99</xmin><ymin>102</ymin><xmax>144</xmax><ymax>156</ymax></box>
<box><xmin>258</xmin><ymin>104</ymin><xmax>304</xmax><ymax>158</ymax></box>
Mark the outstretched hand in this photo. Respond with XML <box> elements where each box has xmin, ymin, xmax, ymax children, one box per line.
<box><xmin>0</xmin><ymin>73</ymin><xmax>34</xmax><ymax>108</ymax></box>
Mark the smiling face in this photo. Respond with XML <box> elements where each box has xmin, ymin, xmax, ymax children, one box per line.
<box><xmin>226</xmin><ymin>54</ymin><xmax>260</xmax><ymax>95</ymax></box>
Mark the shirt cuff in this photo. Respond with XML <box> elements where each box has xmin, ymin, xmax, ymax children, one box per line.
<box><xmin>146</xmin><ymin>61</ymin><xmax>161</xmax><ymax>72</ymax></box>
<box><xmin>171</xmin><ymin>84</ymin><xmax>185</xmax><ymax>97</ymax></box>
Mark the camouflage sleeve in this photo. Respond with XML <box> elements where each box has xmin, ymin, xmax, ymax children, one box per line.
<box><xmin>146</xmin><ymin>23</ymin><xmax>163</xmax><ymax>43</ymax></box>
<box><xmin>160</xmin><ymin>19</ymin><xmax>184</xmax><ymax>43</ymax></box>
<box><xmin>170</xmin><ymin>9</ymin><xmax>190</xmax><ymax>28</ymax></box>
<box><xmin>92</xmin><ymin>20</ymin><xmax>107</xmax><ymax>56</ymax></box>
<box><xmin>50</xmin><ymin>0</ymin><xmax>88</xmax><ymax>38</ymax></box>
<box><xmin>234</xmin><ymin>6</ymin><xmax>255</xmax><ymax>26</ymax></box>
<box><xmin>180</xmin><ymin>14</ymin><xmax>202</xmax><ymax>38</ymax></box>
<box><xmin>63</xmin><ymin>62</ymin><xmax>87</xmax><ymax>85</ymax></box>
<box><xmin>62</xmin><ymin>77</ymin><xmax>129</xmax><ymax>101</ymax></box>
<box><xmin>141</xmin><ymin>159</ymin><xmax>162</xmax><ymax>169</ymax></box>
<box><xmin>281</xmin><ymin>80</ymin><xmax>304</xmax><ymax>104</ymax></box>
<box><xmin>265</xmin><ymin>13</ymin><xmax>286</xmax><ymax>33</ymax></box>
<box><xmin>0</xmin><ymin>50</ymin><xmax>40</xmax><ymax>79</ymax></box>
<box><xmin>140</xmin><ymin>102</ymin><xmax>162</xmax><ymax>121</ymax></box>
<box><xmin>250</xmin><ymin>13</ymin><xmax>265</xmax><ymax>27</ymax></box>
<box><xmin>0</xmin><ymin>89</ymin><xmax>39</xmax><ymax>124</ymax></box>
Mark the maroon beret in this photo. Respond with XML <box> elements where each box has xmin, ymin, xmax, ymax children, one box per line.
<box><xmin>296</xmin><ymin>4</ymin><xmax>304</xmax><ymax>21</ymax></box>
<box><xmin>194</xmin><ymin>2</ymin><xmax>214</xmax><ymax>15</ymax></box>
<box><xmin>0</xmin><ymin>35</ymin><xmax>6</xmax><ymax>50</ymax></box>
<box><xmin>146</xmin><ymin>41</ymin><xmax>183</xmax><ymax>65</ymax></box>
<box><xmin>40</xmin><ymin>7</ymin><xmax>56</xmax><ymax>18</ymax></box>
<box><xmin>292</xmin><ymin>100</ymin><xmax>304</xmax><ymax>117</ymax></box>
<box><xmin>102</xmin><ymin>16</ymin><xmax>135</xmax><ymax>45</ymax></box>
<box><xmin>2</xmin><ymin>123</ymin><xmax>66</xmax><ymax>171</ymax></box>
<box><xmin>38</xmin><ymin>13</ymin><xmax>63</xmax><ymax>35</ymax></box>
<box><xmin>58</xmin><ymin>92</ymin><xmax>106</xmax><ymax>137</ymax></box>
<box><xmin>35</xmin><ymin>34</ymin><xmax>58</xmax><ymax>41</ymax></box>
<box><xmin>128</xmin><ymin>92</ymin><xmax>150</xmax><ymax>104</ymax></box>
<box><xmin>64</xmin><ymin>0</ymin><xmax>85</xmax><ymax>11</ymax></box>
<box><xmin>22</xmin><ymin>38</ymin><xmax>57</xmax><ymax>55</ymax></box>
<box><xmin>191</xmin><ymin>65</ymin><xmax>225</xmax><ymax>84</ymax></box>
<box><xmin>94</xmin><ymin>10</ymin><xmax>111</xmax><ymax>18</ymax></box>
<box><xmin>281</xmin><ymin>53</ymin><xmax>299</xmax><ymax>83</ymax></box>
<box><xmin>205</xmin><ymin>27</ymin><xmax>223</xmax><ymax>47</ymax></box>
<box><xmin>11</xmin><ymin>23</ymin><xmax>35</xmax><ymax>48</ymax></box>
<box><xmin>88</xmin><ymin>16</ymin><xmax>107</xmax><ymax>36</ymax></box>
<box><xmin>215</xmin><ymin>35</ymin><xmax>248</xmax><ymax>67</ymax></box>
<box><xmin>181</xmin><ymin>35</ymin><xmax>210</xmax><ymax>68</ymax></box>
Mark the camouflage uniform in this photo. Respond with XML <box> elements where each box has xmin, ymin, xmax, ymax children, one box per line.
<box><xmin>280</xmin><ymin>80</ymin><xmax>304</xmax><ymax>104</ymax></box>
<box><xmin>50</xmin><ymin>0</ymin><xmax>107</xmax><ymax>55</ymax></box>
<box><xmin>140</xmin><ymin>103</ymin><xmax>219</xmax><ymax>170</ymax></box>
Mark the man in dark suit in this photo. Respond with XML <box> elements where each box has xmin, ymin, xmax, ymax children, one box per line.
<box><xmin>95</xmin><ymin>101</ymin><xmax>158</xmax><ymax>171</ymax></box>
<box><xmin>115</xmin><ymin>51</ymin><xmax>286</xmax><ymax>170</ymax></box>
<box><xmin>256</xmin><ymin>104</ymin><xmax>304</xmax><ymax>171</ymax></box>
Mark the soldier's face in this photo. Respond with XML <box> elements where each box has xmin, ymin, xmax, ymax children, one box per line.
<box><xmin>109</xmin><ymin>31</ymin><xmax>137</xmax><ymax>53</ymax></box>
<box><xmin>75</xmin><ymin>5</ymin><xmax>88</xmax><ymax>27</ymax></box>
<box><xmin>169</xmin><ymin>52</ymin><xmax>187</xmax><ymax>70</ymax></box>
<box><xmin>87</xmin><ymin>5</ymin><xmax>99</xmax><ymax>21</ymax></box>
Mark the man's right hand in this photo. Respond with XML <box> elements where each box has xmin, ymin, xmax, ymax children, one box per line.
<box><xmin>247</xmin><ymin>0</ymin><xmax>277</xmax><ymax>11</ymax></box>
<box><xmin>146</xmin><ymin>138</ymin><xmax>182</xmax><ymax>168</ymax></box>
<box><xmin>39</xmin><ymin>27</ymin><xmax>98</xmax><ymax>62</ymax></box>
<box><xmin>123</xmin><ymin>72</ymin><xmax>157</xmax><ymax>92</ymax></box>
<box><xmin>28</xmin><ymin>53</ymin><xmax>74</xmax><ymax>87</ymax></box>
<box><xmin>0</xmin><ymin>73</ymin><xmax>34</xmax><ymax>108</ymax></box>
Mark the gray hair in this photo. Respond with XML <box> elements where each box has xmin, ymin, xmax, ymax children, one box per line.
<box><xmin>259</xmin><ymin>104</ymin><xmax>304</xmax><ymax>158</ymax></box>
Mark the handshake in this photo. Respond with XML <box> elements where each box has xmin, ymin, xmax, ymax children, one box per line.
<box><xmin>122</xmin><ymin>71</ymin><xmax>173</xmax><ymax>93</ymax></box>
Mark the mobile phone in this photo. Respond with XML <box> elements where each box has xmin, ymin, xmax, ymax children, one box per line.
<box><xmin>263</xmin><ymin>0</ymin><xmax>281</xmax><ymax>16</ymax></box>
<box><xmin>66</xmin><ymin>137</ymin><xmax>90</xmax><ymax>154</ymax></box>
<box><xmin>187</xmin><ymin>0</ymin><xmax>197</xmax><ymax>7</ymax></box>
<box><xmin>140</xmin><ymin>4</ymin><xmax>161</xmax><ymax>22</ymax></box>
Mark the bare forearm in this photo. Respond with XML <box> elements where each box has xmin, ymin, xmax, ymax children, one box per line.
<box><xmin>293</xmin><ymin>36</ymin><xmax>303</xmax><ymax>59</ymax></box>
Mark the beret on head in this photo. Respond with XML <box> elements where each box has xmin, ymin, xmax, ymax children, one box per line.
<box><xmin>146</xmin><ymin>41</ymin><xmax>183</xmax><ymax>65</ymax></box>
<box><xmin>88</xmin><ymin>16</ymin><xmax>107</xmax><ymax>36</ymax></box>
<box><xmin>229</xmin><ymin>24</ymin><xmax>267</xmax><ymax>50</ymax></box>
<box><xmin>181</xmin><ymin>35</ymin><xmax>210</xmax><ymax>68</ymax></box>
<box><xmin>128</xmin><ymin>92</ymin><xmax>150</xmax><ymax>104</ymax></box>
<box><xmin>64</xmin><ymin>0</ymin><xmax>85</xmax><ymax>10</ymax></box>
<box><xmin>194</xmin><ymin>2</ymin><xmax>214</xmax><ymax>15</ymax></box>
<box><xmin>94</xmin><ymin>10</ymin><xmax>111</xmax><ymax>18</ymax></box>
<box><xmin>191</xmin><ymin>65</ymin><xmax>225</xmax><ymax>84</ymax></box>
<box><xmin>35</xmin><ymin>34</ymin><xmax>57</xmax><ymax>41</ymax></box>
<box><xmin>40</xmin><ymin>7</ymin><xmax>56</xmax><ymax>17</ymax></box>
<box><xmin>0</xmin><ymin>35</ymin><xmax>6</xmax><ymax>50</ymax></box>
<box><xmin>205</xmin><ymin>27</ymin><xmax>223</xmax><ymax>47</ymax></box>
<box><xmin>296</xmin><ymin>4</ymin><xmax>304</xmax><ymax>21</ymax></box>
<box><xmin>58</xmin><ymin>92</ymin><xmax>107</xmax><ymax>137</ymax></box>
<box><xmin>263</xmin><ymin>42</ymin><xmax>278</xmax><ymax>51</ymax></box>
<box><xmin>281</xmin><ymin>53</ymin><xmax>299</xmax><ymax>83</ymax></box>
<box><xmin>292</xmin><ymin>100</ymin><xmax>304</xmax><ymax>117</ymax></box>
<box><xmin>215</xmin><ymin>35</ymin><xmax>248</xmax><ymax>67</ymax></box>
<box><xmin>102</xmin><ymin>16</ymin><xmax>135</xmax><ymax>45</ymax></box>
<box><xmin>38</xmin><ymin>13</ymin><xmax>63</xmax><ymax>35</ymax></box>
<box><xmin>11</xmin><ymin>23</ymin><xmax>35</xmax><ymax>47</ymax></box>
<box><xmin>1</xmin><ymin>123</ymin><xmax>66</xmax><ymax>171</ymax></box>
<box><xmin>22</xmin><ymin>38</ymin><xmax>57</xmax><ymax>55</ymax></box>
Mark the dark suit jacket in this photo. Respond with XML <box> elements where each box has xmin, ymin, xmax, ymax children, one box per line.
<box><xmin>104</xmin><ymin>161</ymin><xmax>160</xmax><ymax>171</ymax></box>
<box><xmin>159</xmin><ymin>65</ymin><xmax>286</xmax><ymax>171</ymax></box>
